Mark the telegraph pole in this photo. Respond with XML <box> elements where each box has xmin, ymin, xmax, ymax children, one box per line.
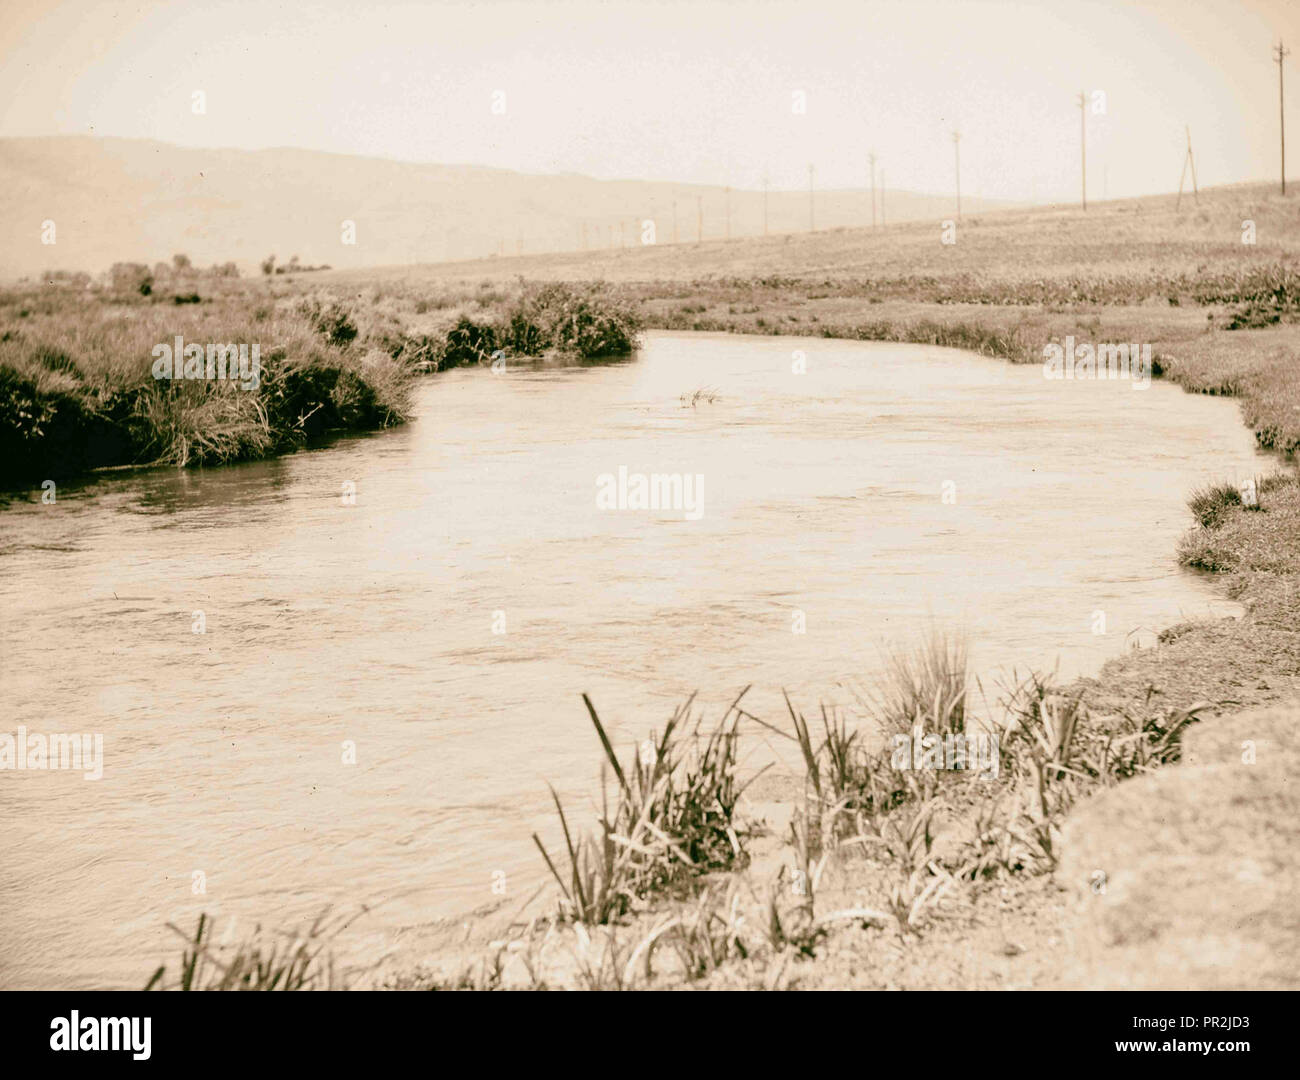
<box><xmin>952</xmin><ymin>131</ymin><xmax>961</xmax><ymax>222</ymax></box>
<box><xmin>1176</xmin><ymin>126</ymin><xmax>1198</xmax><ymax>209</ymax></box>
<box><xmin>869</xmin><ymin>152</ymin><xmax>877</xmax><ymax>228</ymax></box>
<box><xmin>1077</xmin><ymin>91</ymin><xmax>1087</xmax><ymax>210</ymax></box>
<box><xmin>1276</xmin><ymin>41</ymin><xmax>1290</xmax><ymax>194</ymax></box>
<box><xmin>808</xmin><ymin>164</ymin><xmax>815</xmax><ymax>231</ymax></box>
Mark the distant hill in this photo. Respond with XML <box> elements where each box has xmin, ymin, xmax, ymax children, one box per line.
<box><xmin>0</xmin><ymin>136</ymin><xmax>1020</xmax><ymax>280</ymax></box>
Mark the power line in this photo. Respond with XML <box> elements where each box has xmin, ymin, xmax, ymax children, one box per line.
<box><xmin>1077</xmin><ymin>91</ymin><xmax>1087</xmax><ymax>211</ymax></box>
<box><xmin>1176</xmin><ymin>126</ymin><xmax>1198</xmax><ymax>209</ymax></box>
<box><xmin>1276</xmin><ymin>40</ymin><xmax>1290</xmax><ymax>194</ymax></box>
<box><xmin>952</xmin><ymin>131</ymin><xmax>961</xmax><ymax>222</ymax></box>
<box><xmin>808</xmin><ymin>163</ymin><xmax>815</xmax><ymax>231</ymax></box>
<box><xmin>869</xmin><ymin>151</ymin><xmax>877</xmax><ymax>228</ymax></box>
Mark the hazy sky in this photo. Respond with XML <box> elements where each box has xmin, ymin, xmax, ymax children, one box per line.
<box><xmin>1</xmin><ymin>0</ymin><xmax>1297</xmax><ymax>200</ymax></box>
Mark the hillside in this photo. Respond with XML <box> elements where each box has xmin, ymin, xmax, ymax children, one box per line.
<box><xmin>0</xmin><ymin>136</ymin><xmax>1017</xmax><ymax>280</ymax></box>
<box><xmin>321</xmin><ymin>178</ymin><xmax>1300</xmax><ymax>289</ymax></box>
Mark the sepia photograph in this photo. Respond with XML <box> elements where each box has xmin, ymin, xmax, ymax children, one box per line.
<box><xmin>0</xmin><ymin>0</ymin><xmax>1294</xmax><ymax>1040</ymax></box>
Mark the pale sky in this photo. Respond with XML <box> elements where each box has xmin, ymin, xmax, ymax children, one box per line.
<box><xmin>1</xmin><ymin>0</ymin><xmax>1297</xmax><ymax>201</ymax></box>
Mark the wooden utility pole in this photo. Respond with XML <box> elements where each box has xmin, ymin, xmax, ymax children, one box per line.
<box><xmin>952</xmin><ymin>131</ymin><xmax>962</xmax><ymax>221</ymax></box>
<box><xmin>869</xmin><ymin>152</ymin><xmax>877</xmax><ymax>227</ymax></box>
<box><xmin>1077</xmin><ymin>91</ymin><xmax>1087</xmax><ymax>210</ymax></box>
<box><xmin>1176</xmin><ymin>126</ymin><xmax>1199</xmax><ymax>209</ymax></box>
<box><xmin>808</xmin><ymin>164</ymin><xmax>815</xmax><ymax>231</ymax></box>
<box><xmin>1276</xmin><ymin>41</ymin><xmax>1290</xmax><ymax>194</ymax></box>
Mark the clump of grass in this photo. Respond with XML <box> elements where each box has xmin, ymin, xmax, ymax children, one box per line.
<box><xmin>298</xmin><ymin>298</ymin><xmax>359</xmax><ymax>347</ymax></box>
<box><xmin>533</xmin><ymin>690</ymin><xmax>756</xmax><ymax>924</ymax></box>
<box><xmin>954</xmin><ymin>672</ymin><xmax>1213</xmax><ymax>879</ymax></box>
<box><xmin>1186</xmin><ymin>472</ymin><xmax>1296</xmax><ymax>537</ymax></box>
<box><xmin>680</xmin><ymin>387</ymin><xmax>719</xmax><ymax>407</ymax></box>
<box><xmin>873</xmin><ymin>628</ymin><xmax>969</xmax><ymax>737</ymax></box>
<box><xmin>145</xmin><ymin>910</ymin><xmax>360</xmax><ymax>990</ymax></box>
<box><xmin>1187</xmin><ymin>479</ymin><xmax>1245</xmax><ymax>528</ymax></box>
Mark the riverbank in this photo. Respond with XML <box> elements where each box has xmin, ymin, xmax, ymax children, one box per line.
<box><xmin>0</xmin><ymin>280</ymin><xmax>638</xmax><ymax>489</ymax></box>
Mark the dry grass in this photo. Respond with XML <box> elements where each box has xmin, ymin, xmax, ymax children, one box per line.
<box><xmin>0</xmin><ymin>284</ymin><xmax>411</xmax><ymax>484</ymax></box>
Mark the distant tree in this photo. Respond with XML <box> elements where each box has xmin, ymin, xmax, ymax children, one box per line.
<box><xmin>261</xmin><ymin>255</ymin><xmax>276</xmax><ymax>276</ymax></box>
<box><xmin>288</xmin><ymin>255</ymin><xmax>300</xmax><ymax>271</ymax></box>
<box><xmin>109</xmin><ymin>262</ymin><xmax>153</xmax><ymax>296</ymax></box>
<box><xmin>172</xmin><ymin>253</ymin><xmax>192</xmax><ymax>273</ymax></box>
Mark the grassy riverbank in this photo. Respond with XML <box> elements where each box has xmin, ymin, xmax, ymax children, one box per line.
<box><xmin>121</xmin><ymin>182</ymin><xmax>1300</xmax><ymax>989</ymax></box>
<box><xmin>0</xmin><ymin>280</ymin><xmax>638</xmax><ymax>488</ymax></box>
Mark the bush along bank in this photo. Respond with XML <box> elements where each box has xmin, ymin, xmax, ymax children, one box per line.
<box><xmin>0</xmin><ymin>288</ymin><xmax>411</xmax><ymax>488</ymax></box>
<box><xmin>372</xmin><ymin>282</ymin><xmax>642</xmax><ymax>372</ymax></box>
<box><xmin>0</xmin><ymin>279</ymin><xmax>641</xmax><ymax>489</ymax></box>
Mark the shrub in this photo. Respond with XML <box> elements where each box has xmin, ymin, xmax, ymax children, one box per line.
<box><xmin>299</xmin><ymin>300</ymin><xmax>359</xmax><ymax>348</ymax></box>
<box><xmin>499</xmin><ymin>283</ymin><xmax>640</xmax><ymax>359</ymax></box>
<box><xmin>441</xmin><ymin>315</ymin><xmax>497</xmax><ymax>368</ymax></box>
